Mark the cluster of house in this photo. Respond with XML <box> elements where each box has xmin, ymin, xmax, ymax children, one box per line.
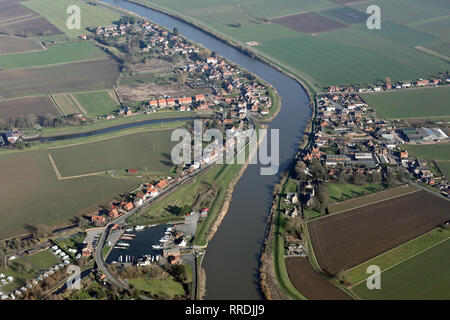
<box><xmin>90</xmin><ymin>178</ymin><xmax>171</xmax><ymax>226</ymax></box>
<box><xmin>401</xmin><ymin>157</ymin><xmax>449</xmax><ymax>197</ymax></box>
<box><xmin>305</xmin><ymin>93</ymin><xmax>390</xmax><ymax>168</ymax></box>
<box><xmin>96</xmin><ymin>21</ymin><xmax>199</xmax><ymax>57</ymax></box>
<box><xmin>300</xmin><ymin>92</ymin><xmax>449</xmax><ymax>196</ymax></box>
<box><xmin>326</xmin><ymin>76</ymin><xmax>450</xmax><ymax>93</ymax></box>
<box><xmin>180</xmin><ymin>56</ymin><xmax>273</xmax><ymax>116</ymax></box>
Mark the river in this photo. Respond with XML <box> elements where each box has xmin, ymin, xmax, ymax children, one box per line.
<box><xmin>102</xmin><ymin>0</ymin><xmax>312</xmax><ymax>299</ymax></box>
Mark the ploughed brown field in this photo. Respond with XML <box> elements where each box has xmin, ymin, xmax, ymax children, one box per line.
<box><xmin>0</xmin><ymin>59</ymin><xmax>120</xmax><ymax>98</ymax></box>
<box><xmin>0</xmin><ymin>0</ymin><xmax>60</xmax><ymax>37</ymax></box>
<box><xmin>271</xmin><ymin>12</ymin><xmax>347</xmax><ymax>34</ymax></box>
<box><xmin>308</xmin><ymin>190</ymin><xmax>450</xmax><ymax>275</ymax></box>
<box><xmin>0</xmin><ymin>96</ymin><xmax>59</xmax><ymax>120</ymax></box>
<box><xmin>285</xmin><ymin>257</ymin><xmax>352</xmax><ymax>300</ymax></box>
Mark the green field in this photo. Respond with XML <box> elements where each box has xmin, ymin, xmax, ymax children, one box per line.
<box><xmin>138</xmin><ymin>0</ymin><xmax>448</xmax><ymax>87</ymax></box>
<box><xmin>353</xmin><ymin>237</ymin><xmax>450</xmax><ymax>300</ymax></box>
<box><xmin>53</xmin><ymin>94</ymin><xmax>83</xmax><ymax>115</ymax></box>
<box><xmin>127</xmin><ymin>277</ymin><xmax>185</xmax><ymax>298</ymax></box>
<box><xmin>0</xmin><ymin>42</ymin><xmax>105</xmax><ymax>69</ymax></box>
<box><xmin>344</xmin><ymin>227</ymin><xmax>450</xmax><ymax>285</ymax></box>
<box><xmin>403</xmin><ymin>144</ymin><xmax>450</xmax><ymax>161</ymax></box>
<box><xmin>438</xmin><ymin>161</ymin><xmax>450</xmax><ymax>180</ymax></box>
<box><xmin>49</xmin><ymin>129</ymin><xmax>177</xmax><ymax>177</ymax></box>
<box><xmin>0</xmin><ymin>123</ymin><xmax>185</xmax><ymax>239</ymax></box>
<box><xmin>326</xmin><ymin>182</ymin><xmax>384</xmax><ymax>202</ymax></box>
<box><xmin>73</xmin><ymin>90</ymin><xmax>119</xmax><ymax>116</ymax></box>
<box><xmin>23</xmin><ymin>0</ymin><xmax>121</xmax><ymax>38</ymax></box>
<box><xmin>362</xmin><ymin>86</ymin><xmax>450</xmax><ymax>119</ymax></box>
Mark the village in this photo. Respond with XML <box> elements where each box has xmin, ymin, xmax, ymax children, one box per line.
<box><xmin>92</xmin><ymin>19</ymin><xmax>274</xmax><ymax>120</ymax></box>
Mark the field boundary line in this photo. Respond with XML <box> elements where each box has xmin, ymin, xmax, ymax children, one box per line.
<box><xmin>5</xmin><ymin>57</ymin><xmax>109</xmax><ymax>71</ymax></box>
<box><xmin>49</xmin><ymin>94</ymin><xmax>64</xmax><ymax>116</ymax></box>
<box><xmin>349</xmin><ymin>235</ymin><xmax>450</xmax><ymax>290</ymax></box>
<box><xmin>59</xmin><ymin>171</ymin><xmax>107</xmax><ymax>180</ymax></box>
<box><xmin>48</xmin><ymin>153</ymin><xmax>62</xmax><ymax>180</ymax></box>
<box><xmin>45</xmin><ymin>126</ymin><xmax>179</xmax><ymax>150</ymax></box>
<box><xmin>68</xmin><ymin>93</ymin><xmax>87</xmax><ymax>114</ymax></box>
<box><xmin>314</xmin><ymin>187</ymin><xmax>420</xmax><ymax>222</ymax></box>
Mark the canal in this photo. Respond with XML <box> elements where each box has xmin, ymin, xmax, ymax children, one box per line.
<box><xmin>102</xmin><ymin>0</ymin><xmax>312</xmax><ymax>299</ymax></box>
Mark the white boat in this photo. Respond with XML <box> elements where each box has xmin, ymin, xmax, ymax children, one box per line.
<box><xmin>159</xmin><ymin>237</ymin><xmax>169</xmax><ymax>243</ymax></box>
<box><xmin>166</xmin><ymin>227</ymin><xmax>173</xmax><ymax>232</ymax></box>
<box><xmin>116</xmin><ymin>242</ymin><xmax>130</xmax><ymax>247</ymax></box>
<box><xmin>164</xmin><ymin>231</ymin><xmax>172</xmax><ymax>235</ymax></box>
<box><xmin>125</xmin><ymin>228</ymin><xmax>133</xmax><ymax>232</ymax></box>
<box><xmin>152</xmin><ymin>245</ymin><xmax>162</xmax><ymax>249</ymax></box>
<box><xmin>135</xmin><ymin>225</ymin><xmax>145</xmax><ymax>231</ymax></box>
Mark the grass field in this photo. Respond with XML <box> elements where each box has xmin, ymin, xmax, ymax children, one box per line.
<box><xmin>438</xmin><ymin>161</ymin><xmax>450</xmax><ymax>180</ymax></box>
<box><xmin>0</xmin><ymin>58</ymin><xmax>120</xmax><ymax>99</ymax></box>
<box><xmin>326</xmin><ymin>182</ymin><xmax>384</xmax><ymax>202</ymax></box>
<box><xmin>344</xmin><ymin>226</ymin><xmax>450</xmax><ymax>285</ymax></box>
<box><xmin>0</xmin><ymin>35</ymin><xmax>43</xmax><ymax>55</ymax></box>
<box><xmin>362</xmin><ymin>86</ymin><xmax>450</xmax><ymax>119</ymax></box>
<box><xmin>127</xmin><ymin>277</ymin><xmax>185</xmax><ymax>298</ymax></box>
<box><xmin>53</xmin><ymin>94</ymin><xmax>83</xmax><ymax>115</ymax></box>
<box><xmin>403</xmin><ymin>144</ymin><xmax>450</xmax><ymax>161</ymax></box>
<box><xmin>48</xmin><ymin>129</ymin><xmax>177</xmax><ymax>177</ymax></box>
<box><xmin>0</xmin><ymin>42</ymin><xmax>105</xmax><ymax>69</ymax></box>
<box><xmin>352</xmin><ymin>237</ymin><xmax>450</xmax><ymax>300</ymax></box>
<box><xmin>23</xmin><ymin>0</ymin><xmax>121</xmax><ymax>38</ymax></box>
<box><xmin>328</xmin><ymin>185</ymin><xmax>416</xmax><ymax>214</ymax></box>
<box><xmin>138</xmin><ymin>0</ymin><xmax>448</xmax><ymax>87</ymax></box>
<box><xmin>0</xmin><ymin>122</ymin><xmax>185</xmax><ymax>239</ymax></box>
<box><xmin>73</xmin><ymin>90</ymin><xmax>119</xmax><ymax>117</ymax></box>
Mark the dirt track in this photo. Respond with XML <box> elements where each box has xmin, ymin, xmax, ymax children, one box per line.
<box><xmin>285</xmin><ymin>257</ymin><xmax>352</xmax><ymax>300</ymax></box>
<box><xmin>308</xmin><ymin>190</ymin><xmax>450</xmax><ymax>275</ymax></box>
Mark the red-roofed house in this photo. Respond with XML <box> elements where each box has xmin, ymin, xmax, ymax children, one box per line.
<box><xmin>123</xmin><ymin>202</ymin><xmax>134</xmax><ymax>212</ymax></box>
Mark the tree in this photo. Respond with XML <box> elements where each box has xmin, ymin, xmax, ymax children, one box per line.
<box><xmin>172</xmin><ymin>27</ymin><xmax>179</xmax><ymax>36</ymax></box>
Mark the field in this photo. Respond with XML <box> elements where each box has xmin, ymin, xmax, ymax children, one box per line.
<box><xmin>271</xmin><ymin>12</ymin><xmax>346</xmax><ymax>34</ymax></box>
<box><xmin>285</xmin><ymin>257</ymin><xmax>352</xmax><ymax>300</ymax></box>
<box><xmin>48</xmin><ymin>129</ymin><xmax>177</xmax><ymax>177</ymax></box>
<box><xmin>343</xmin><ymin>226</ymin><xmax>450</xmax><ymax>285</ymax></box>
<box><xmin>0</xmin><ymin>122</ymin><xmax>185</xmax><ymax>239</ymax></box>
<box><xmin>0</xmin><ymin>0</ymin><xmax>61</xmax><ymax>37</ymax></box>
<box><xmin>0</xmin><ymin>35</ymin><xmax>42</xmax><ymax>55</ymax></box>
<box><xmin>320</xmin><ymin>7</ymin><xmax>368</xmax><ymax>24</ymax></box>
<box><xmin>53</xmin><ymin>94</ymin><xmax>83</xmax><ymax>115</ymax></box>
<box><xmin>361</xmin><ymin>86</ymin><xmax>450</xmax><ymax>119</ymax></box>
<box><xmin>0</xmin><ymin>58</ymin><xmax>121</xmax><ymax>99</ymax></box>
<box><xmin>308</xmin><ymin>190</ymin><xmax>450</xmax><ymax>275</ymax></box>
<box><xmin>127</xmin><ymin>277</ymin><xmax>185</xmax><ymax>298</ymax></box>
<box><xmin>326</xmin><ymin>182</ymin><xmax>383</xmax><ymax>202</ymax></box>
<box><xmin>403</xmin><ymin>144</ymin><xmax>450</xmax><ymax>162</ymax></box>
<box><xmin>328</xmin><ymin>185</ymin><xmax>417</xmax><ymax>214</ymax></box>
<box><xmin>0</xmin><ymin>96</ymin><xmax>59</xmax><ymax>120</ymax></box>
<box><xmin>352</xmin><ymin>238</ymin><xmax>450</xmax><ymax>300</ymax></box>
<box><xmin>0</xmin><ymin>42</ymin><xmax>106</xmax><ymax>69</ymax></box>
<box><xmin>139</xmin><ymin>0</ymin><xmax>449</xmax><ymax>87</ymax></box>
<box><xmin>438</xmin><ymin>161</ymin><xmax>450</xmax><ymax>181</ymax></box>
<box><xmin>22</xmin><ymin>0</ymin><xmax>121</xmax><ymax>38</ymax></box>
<box><xmin>73</xmin><ymin>90</ymin><xmax>119</xmax><ymax>117</ymax></box>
